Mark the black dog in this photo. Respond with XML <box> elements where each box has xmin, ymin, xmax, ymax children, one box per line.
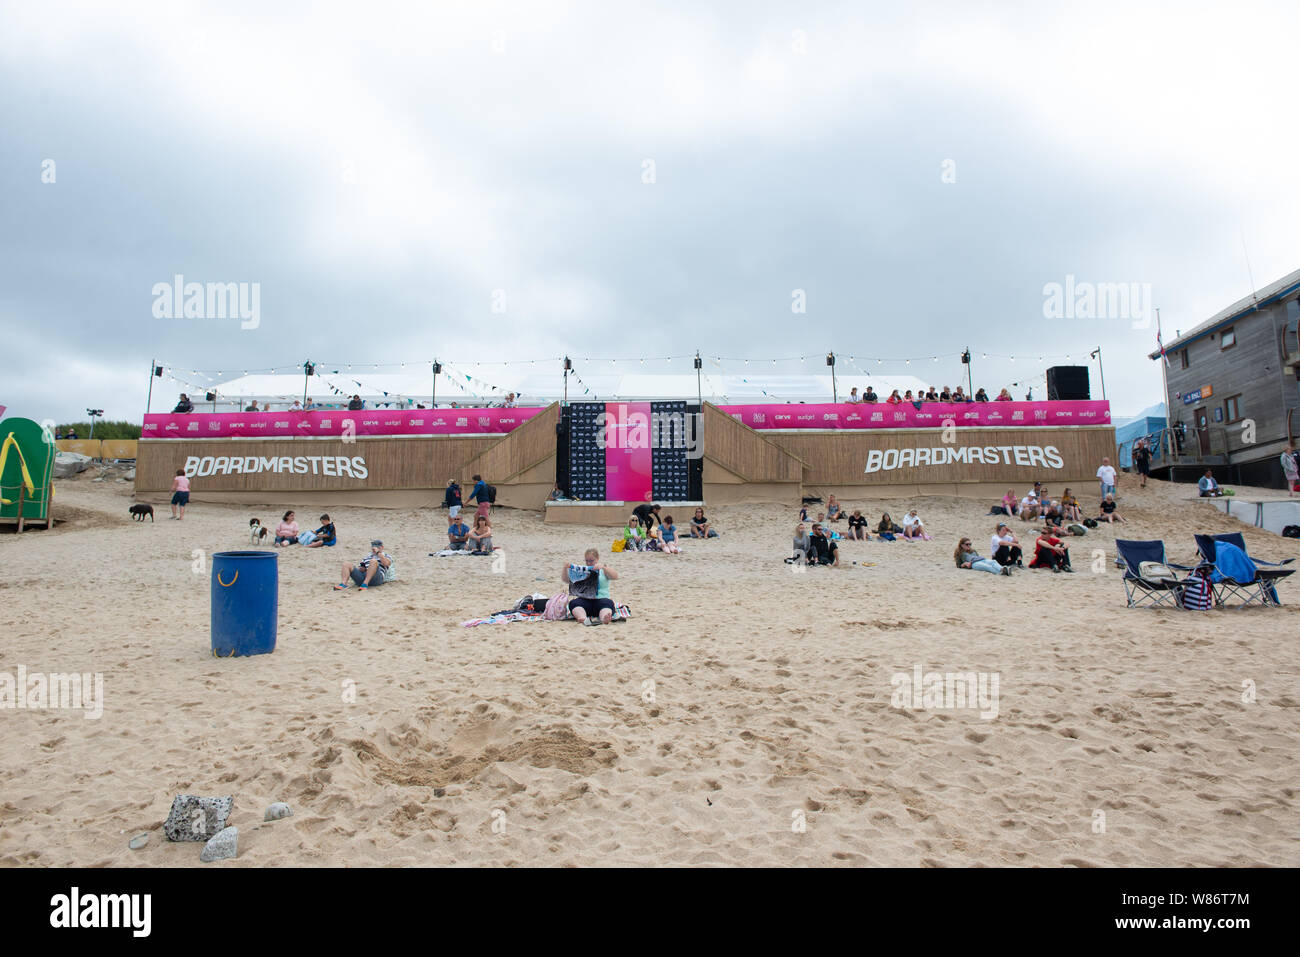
<box><xmin>129</xmin><ymin>504</ymin><xmax>155</xmax><ymax>523</ymax></box>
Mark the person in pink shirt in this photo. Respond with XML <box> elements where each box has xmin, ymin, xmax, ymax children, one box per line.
<box><xmin>275</xmin><ymin>510</ymin><xmax>300</xmax><ymax>546</ymax></box>
<box><xmin>170</xmin><ymin>469</ymin><xmax>190</xmax><ymax>520</ymax></box>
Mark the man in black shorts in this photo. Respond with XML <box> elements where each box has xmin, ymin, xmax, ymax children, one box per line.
<box><xmin>809</xmin><ymin>524</ymin><xmax>840</xmax><ymax>567</ymax></box>
<box><xmin>1132</xmin><ymin>439</ymin><xmax>1152</xmax><ymax>488</ymax></box>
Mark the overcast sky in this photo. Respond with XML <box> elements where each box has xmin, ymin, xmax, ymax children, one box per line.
<box><xmin>3</xmin><ymin>0</ymin><xmax>1298</xmax><ymax>424</ymax></box>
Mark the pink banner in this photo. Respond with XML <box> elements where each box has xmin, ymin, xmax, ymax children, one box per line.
<box><xmin>143</xmin><ymin>407</ymin><xmax>544</xmax><ymax>438</ymax></box>
<box><xmin>716</xmin><ymin>400</ymin><xmax>1111</xmax><ymax>430</ymax></box>
<box><xmin>603</xmin><ymin>402</ymin><xmax>653</xmax><ymax>503</ymax></box>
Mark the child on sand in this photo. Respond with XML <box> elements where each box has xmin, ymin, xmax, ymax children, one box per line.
<box><xmin>169</xmin><ymin>469</ymin><xmax>190</xmax><ymax>520</ymax></box>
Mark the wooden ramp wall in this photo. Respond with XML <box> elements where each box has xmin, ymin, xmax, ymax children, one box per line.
<box><xmin>462</xmin><ymin>402</ymin><xmax>560</xmax><ymax>509</ymax></box>
<box><xmin>700</xmin><ymin>402</ymin><xmax>806</xmax><ymax>504</ymax></box>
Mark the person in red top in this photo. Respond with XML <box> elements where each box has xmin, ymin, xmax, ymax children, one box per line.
<box><xmin>1029</xmin><ymin>529</ymin><xmax>1073</xmax><ymax>573</ymax></box>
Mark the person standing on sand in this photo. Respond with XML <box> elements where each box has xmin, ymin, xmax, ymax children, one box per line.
<box><xmin>1097</xmin><ymin>457</ymin><xmax>1117</xmax><ymax>499</ymax></box>
<box><xmin>1132</xmin><ymin>439</ymin><xmax>1152</xmax><ymax>489</ymax></box>
<box><xmin>169</xmin><ymin>469</ymin><xmax>190</xmax><ymax>520</ymax></box>
<box><xmin>1281</xmin><ymin>444</ymin><xmax>1299</xmax><ymax>496</ymax></box>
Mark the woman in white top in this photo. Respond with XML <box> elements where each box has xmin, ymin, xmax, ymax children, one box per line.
<box><xmin>991</xmin><ymin>524</ymin><xmax>1023</xmax><ymax>567</ymax></box>
<box><xmin>901</xmin><ymin>509</ymin><xmax>931</xmax><ymax>541</ymax></box>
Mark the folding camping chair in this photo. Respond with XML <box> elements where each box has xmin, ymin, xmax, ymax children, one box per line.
<box><xmin>1115</xmin><ymin>540</ymin><xmax>1189</xmax><ymax>609</ymax></box>
<box><xmin>1192</xmin><ymin>534</ymin><xmax>1288</xmax><ymax>607</ymax></box>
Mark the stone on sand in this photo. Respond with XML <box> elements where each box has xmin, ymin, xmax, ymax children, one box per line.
<box><xmin>200</xmin><ymin>826</ymin><xmax>238</xmax><ymax>862</ymax></box>
<box><xmin>164</xmin><ymin>795</ymin><xmax>233</xmax><ymax>842</ymax></box>
<box><xmin>264</xmin><ymin>802</ymin><xmax>293</xmax><ymax>821</ymax></box>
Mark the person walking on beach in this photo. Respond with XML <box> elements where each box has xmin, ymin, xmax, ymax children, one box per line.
<box><xmin>1097</xmin><ymin>457</ymin><xmax>1117</xmax><ymax>499</ymax></box>
<box><xmin>1132</xmin><ymin>439</ymin><xmax>1152</xmax><ymax>489</ymax></box>
<box><xmin>169</xmin><ymin>469</ymin><xmax>190</xmax><ymax>520</ymax></box>
<box><xmin>1281</xmin><ymin>444</ymin><xmax>1299</xmax><ymax>496</ymax></box>
<box><xmin>468</xmin><ymin>474</ymin><xmax>492</xmax><ymax>519</ymax></box>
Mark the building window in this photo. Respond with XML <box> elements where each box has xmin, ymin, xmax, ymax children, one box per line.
<box><xmin>1224</xmin><ymin>394</ymin><xmax>1242</xmax><ymax>423</ymax></box>
<box><xmin>1220</xmin><ymin>327</ymin><xmax>1236</xmax><ymax>349</ymax></box>
<box><xmin>1181</xmin><ymin>349</ymin><xmax>1189</xmax><ymax>369</ymax></box>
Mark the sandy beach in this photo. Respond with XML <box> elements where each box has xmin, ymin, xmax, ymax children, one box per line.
<box><xmin>1</xmin><ymin>475</ymin><xmax>1297</xmax><ymax>867</ymax></box>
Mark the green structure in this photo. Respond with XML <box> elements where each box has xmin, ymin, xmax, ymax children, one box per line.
<box><xmin>0</xmin><ymin>417</ymin><xmax>55</xmax><ymax>531</ymax></box>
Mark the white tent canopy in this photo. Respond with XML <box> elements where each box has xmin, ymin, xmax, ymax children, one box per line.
<box><xmin>168</xmin><ymin>371</ymin><xmax>937</xmax><ymax>412</ymax></box>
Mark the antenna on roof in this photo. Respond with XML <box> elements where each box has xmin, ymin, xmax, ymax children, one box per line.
<box><xmin>1240</xmin><ymin>225</ymin><xmax>1260</xmax><ymax>304</ymax></box>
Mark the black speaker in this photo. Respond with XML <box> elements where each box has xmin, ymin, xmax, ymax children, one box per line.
<box><xmin>1047</xmin><ymin>365</ymin><xmax>1090</xmax><ymax>401</ymax></box>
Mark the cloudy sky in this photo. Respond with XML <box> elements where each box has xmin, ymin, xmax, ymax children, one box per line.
<box><xmin>3</xmin><ymin>0</ymin><xmax>1297</xmax><ymax>423</ymax></box>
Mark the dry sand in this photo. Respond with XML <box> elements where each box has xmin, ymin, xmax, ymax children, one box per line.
<box><xmin>1</xmin><ymin>471</ymin><xmax>1298</xmax><ymax>867</ymax></box>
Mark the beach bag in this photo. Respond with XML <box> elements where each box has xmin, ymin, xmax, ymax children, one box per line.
<box><xmin>1083</xmin><ymin>518</ymin><xmax>1099</xmax><ymax>528</ymax></box>
<box><xmin>1282</xmin><ymin>525</ymin><xmax>1300</xmax><ymax>539</ymax></box>
<box><xmin>486</xmin><ymin>484</ymin><xmax>498</xmax><ymax>503</ymax></box>
<box><xmin>989</xmin><ymin>505</ymin><xmax>1008</xmax><ymax>515</ymax></box>
<box><xmin>543</xmin><ymin>592</ymin><xmax>571</xmax><ymax>620</ymax></box>
<box><xmin>297</xmin><ymin>530</ymin><xmax>316</xmax><ymax>545</ymax></box>
<box><xmin>611</xmin><ymin>538</ymin><xmax>626</xmax><ymax>552</ymax></box>
<box><xmin>1181</xmin><ymin>575</ymin><xmax>1213</xmax><ymax>610</ymax></box>
<box><xmin>1138</xmin><ymin>561</ymin><xmax>1176</xmax><ymax>582</ymax></box>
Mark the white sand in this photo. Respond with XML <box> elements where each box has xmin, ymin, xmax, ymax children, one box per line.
<box><xmin>1</xmin><ymin>474</ymin><xmax>1297</xmax><ymax>866</ymax></box>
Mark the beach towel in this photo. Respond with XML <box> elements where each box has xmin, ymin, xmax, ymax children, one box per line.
<box><xmin>433</xmin><ymin>548</ymin><xmax>474</xmax><ymax>557</ymax></box>
<box><xmin>568</xmin><ymin>563</ymin><xmax>594</xmax><ymax>582</ymax></box>
<box><xmin>1209</xmin><ymin>542</ymin><xmax>1257</xmax><ymax>584</ymax></box>
<box><xmin>460</xmin><ymin>612</ymin><xmax>543</xmax><ymax>627</ymax></box>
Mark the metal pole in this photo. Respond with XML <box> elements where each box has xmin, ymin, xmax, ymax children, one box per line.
<box><xmin>146</xmin><ymin>358</ymin><xmax>155</xmax><ymax>414</ymax></box>
<box><xmin>1094</xmin><ymin>346</ymin><xmax>1106</xmax><ymax>400</ymax></box>
<box><xmin>966</xmin><ymin>347</ymin><xmax>973</xmax><ymax>396</ymax></box>
<box><xmin>432</xmin><ymin>360</ymin><xmax>438</xmax><ymax>409</ymax></box>
<box><xmin>695</xmin><ymin>351</ymin><xmax>702</xmax><ymax>407</ymax></box>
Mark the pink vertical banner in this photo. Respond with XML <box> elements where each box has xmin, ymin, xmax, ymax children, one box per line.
<box><xmin>603</xmin><ymin>402</ymin><xmax>653</xmax><ymax>503</ymax></box>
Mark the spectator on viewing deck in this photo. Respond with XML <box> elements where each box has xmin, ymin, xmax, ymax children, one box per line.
<box><xmin>504</xmin><ymin>393</ymin><xmax>517</xmax><ymax>408</ymax></box>
<box><xmin>939</xmin><ymin>386</ymin><xmax>952</xmax><ymax>401</ymax></box>
<box><xmin>991</xmin><ymin>524</ymin><xmax>1023</xmax><ymax>567</ymax></box>
<box><xmin>172</xmin><ymin>394</ymin><xmax>194</xmax><ymax>414</ymax></box>
<box><xmin>468</xmin><ymin>474</ymin><xmax>491</xmax><ymax>518</ymax></box>
<box><xmin>974</xmin><ymin>388</ymin><xmax>989</xmax><ymax>402</ymax></box>
<box><xmin>925</xmin><ymin>387</ymin><xmax>938</xmax><ymax>401</ymax></box>
<box><xmin>564</xmin><ymin>548</ymin><xmax>618</xmax><ymax>625</ymax></box>
<box><xmin>690</xmin><ymin>507</ymin><xmax>718</xmax><ymax>538</ymax></box>
<box><xmin>1197</xmin><ymin>470</ymin><xmax>1223</xmax><ymax>498</ymax></box>
<box><xmin>825</xmin><ymin>495</ymin><xmax>844</xmax><ymax>522</ymax></box>
<box><xmin>1025</xmin><ymin>388</ymin><xmax>1034</xmax><ymax>400</ymax></box>
<box><xmin>289</xmin><ymin>399</ymin><xmax>303</xmax><ymax>411</ymax></box>
<box><xmin>443</xmin><ymin>478</ymin><xmax>462</xmax><ymax>518</ymax></box>
<box><xmin>335</xmin><ymin>540</ymin><xmax>394</xmax><ymax>590</ymax></box>
<box><xmin>245</xmin><ymin>400</ymin><xmax>260</xmax><ymax>412</ymax></box>
<box><xmin>847</xmin><ymin>509</ymin><xmax>870</xmax><ymax>540</ymax></box>
<box><xmin>1098</xmin><ymin>494</ymin><xmax>1127</xmax><ymax>523</ymax></box>
<box><xmin>996</xmin><ymin>388</ymin><xmax>1013</xmax><ymax>401</ymax></box>
<box><xmin>275</xmin><ymin>510</ymin><xmax>300</xmax><ymax>545</ymax></box>
<box><xmin>467</xmin><ymin>515</ymin><xmax>494</xmax><ymax>555</ymax></box>
<box><xmin>170</xmin><ymin>469</ymin><xmax>190</xmax><ymax>520</ymax></box>
<box><xmin>955</xmin><ymin>537</ymin><xmax>1013</xmax><ymax>576</ymax></box>
<box><xmin>809</xmin><ymin>524</ymin><xmax>840</xmax><ymax>566</ymax></box>
<box><xmin>886</xmin><ymin>390</ymin><xmax>902</xmax><ymax>404</ymax></box>
<box><xmin>658</xmin><ymin>515</ymin><xmax>682</xmax><ymax>553</ymax></box>
<box><xmin>1059</xmin><ymin>488</ymin><xmax>1082</xmax><ymax>522</ymax></box>
<box><xmin>1097</xmin><ymin>457</ymin><xmax>1117</xmax><ymax>499</ymax></box>
<box><xmin>903</xmin><ymin>390</ymin><xmax>915</xmax><ymax>401</ymax></box>
<box><xmin>902</xmin><ymin>508</ymin><xmax>931</xmax><ymax>541</ymax></box>
<box><xmin>847</xmin><ymin>387</ymin><xmax>859</xmax><ymax>403</ymax></box>
<box><xmin>305</xmin><ymin>514</ymin><xmax>337</xmax><ymax>548</ymax></box>
<box><xmin>348</xmin><ymin>394</ymin><xmax>364</xmax><ymax>410</ymax></box>
<box><xmin>304</xmin><ymin>398</ymin><xmax>319</xmax><ymax>410</ymax></box>
<box><xmin>953</xmin><ymin>386</ymin><xmax>968</xmax><ymax>402</ymax></box>
<box><xmin>1030</xmin><ymin>529</ymin><xmax>1073</xmax><ymax>572</ymax></box>
<box><xmin>1282</xmin><ymin>444</ymin><xmax>1300</xmax><ymax>496</ymax></box>
<box><xmin>633</xmin><ymin>502</ymin><xmax>661</xmax><ymax>530</ymax></box>
<box><xmin>863</xmin><ymin>387</ymin><xmax>878</xmax><ymax>403</ymax></box>
<box><xmin>1133</xmin><ymin>438</ymin><xmax>1153</xmax><ymax>489</ymax></box>
<box><xmin>445</xmin><ymin>514</ymin><xmax>470</xmax><ymax>551</ymax></box>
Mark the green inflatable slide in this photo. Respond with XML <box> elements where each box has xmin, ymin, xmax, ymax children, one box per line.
<box><xmin>0</xmin><ymin>416</ymin><xmax>55</xmax><ymax>531</ymax></box>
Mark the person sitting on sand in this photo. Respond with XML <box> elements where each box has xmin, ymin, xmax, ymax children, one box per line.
<box><xmin>274</xmin><ymin>510</ymin><xmax>300</xmax><ymax>546</ymax></box>
<box><xmin>877</xmin><ymin>512</ymin><xmax>902</xmax><ymax>540</ymax></box>
<box><xmin>998</xmin><ymin>489</ymin><xmax>1018</xmax><ymax>517</ymax></box>
<box><xmin>1198</xmin><ymin>469</ymin><xmax>1223</xmax><ymax>498</ymax></box>
<box><xmin>564</xmin><ymin>549</ymin><xmax>618</xmax><ymax>625</ymax></box>
<box><xmin>1098</xmin><ymin>493</ymin><xmax>1128</xmax><ymax>523</ymax></box>
<box><xmin>809</xmin><ymin>524</ymin><xmax>840</xmax><ymax>566</ymax></box>
<box><xmin>622</xmin><ymin>514</ymin><xmax>646</xmax><ymax>551</ymax></box>
<box><xmin>1029</xmin><ymin>529</ymin><xmax>1073</xmax><ymax>572</ymax></box>
<box><xmin>955</xmin><ymin>537</ymin><xmax>1012</xmax><ymax>576</ymax></box>
<box><xmin>846</xmin><ymin>509</ymin><xmax>870</xmax><ymax>540</ymax></box>
<box><xmin>335</xmin><ymin>540</ymin><xmax>394</xmax><ymax>589</ymax></box>
<box><xmin>991</xmin><ymin>523</ymin><xmax>1023</xmax><ymax>567</ymax></box>
<box><xmin>659</xmin><ymin>515</ymin><xmax>682</xmax><ymax>553</ymax></box>
<box><xmin>1059</xmin><ymin>489</ymin><xmax>1081</xmax><ymax>522</ymax></box>
<box><xmin>902</xmin><ymin>508</ymin><xmax>931</xmax><ymax>541</ymax></box>
<box><xmin>825</xmin><ymin>495</ymin><xmax>844</xmax><ymax>522</ymax></box>
<box><xmin>788</xmin><ymin>522</ymin><xmax>814</xmax><ymax>564</ymax></box>
<box><xmin>690</xmin><ymin>507</ymin><xmax>718</xmax><ymax>538</ymax></box>
<box><xmin>467</xmin><ymin>515</ymin><xmax>494</xmax><ymax>555</ymax></box>
<box><xmin>446</xmin><ymin>514</ymin><xmax>470</xmax><ymax>550</ymax></box>
<box><xmin>1019</xmin><ymin>491</ymin><xmax>1040</xmax><ymax>521</ymax></box>
<box><xmin>304</xmin><ymin>513</ymin><xmax>336</xmax><ymax>548</ymax></box>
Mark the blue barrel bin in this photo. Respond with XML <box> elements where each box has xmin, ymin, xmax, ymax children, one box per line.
<box><xmin>211</xmin><ymin>551</ymin><xmax>278</xmax><ymax>657</ymax></box>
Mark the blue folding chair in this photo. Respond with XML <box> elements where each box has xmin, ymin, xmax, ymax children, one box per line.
<box><xmin>1116</xmin><ymin>540</ymin><xmax>1189</xmax><ymax>609</ymax></box>
<box><xmin>1192</xmin><ymin>534</ymin><xmax>1285</xmax><ymax>607</ymax></box>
